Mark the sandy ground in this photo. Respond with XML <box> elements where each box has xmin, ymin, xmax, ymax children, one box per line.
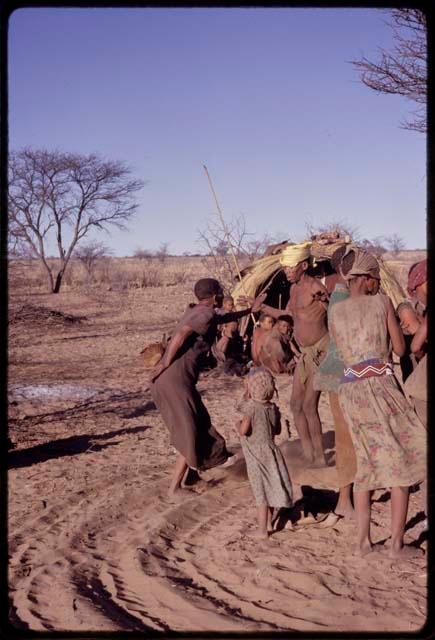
<box><xmin>7</xmin><ymin>279</ymin><xmax>428</xmax><ymax>633</ymax></box>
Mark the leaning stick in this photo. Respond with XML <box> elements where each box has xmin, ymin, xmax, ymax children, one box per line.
<box><xmin>202</xmin><ymin>165</ymin><xmax>257</xmax><ymax>325</ymax></box>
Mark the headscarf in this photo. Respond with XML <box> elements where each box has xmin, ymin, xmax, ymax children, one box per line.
<box><xmin>407</xmin><ymin>259</ymin><xmax>427</xmax><ymax>295</ymax></box>
<box><xmin>279</xmin><ymin>242</ymin><xmax>312</xmax><ymax>268</ymax></box>
<box><xmin>194</xmin><ymin>278</ymin><xmax>222</xmax><ymax>300</ymax></box>
<box><xmin>342</xmin><ymin>248</ymin><xmax>380</xmax><ymax>281</ymax></box>
<box><xmin>247</xmin><ymin>367</ymin><xmax>276</xmax><ymax>403</ymax></box>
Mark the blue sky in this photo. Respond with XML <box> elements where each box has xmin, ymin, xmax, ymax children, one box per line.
<box><xmin>9</xmin><ymin>7</ymin><xmax>426</xmax><ymax>256</ymax></box>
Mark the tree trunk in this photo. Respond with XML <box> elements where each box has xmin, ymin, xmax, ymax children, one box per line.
<box><xmin>41</xmin><ymin>260</ymin><xmax>55</xmax><ymax>293</ymax></box>
<box><xmin>53</xmin><ymin>270</ymin><xmax>64</xmax><ymax>294</ymax></box>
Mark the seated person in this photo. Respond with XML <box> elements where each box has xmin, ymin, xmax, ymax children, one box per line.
<box><xmin>251</xmin><ymin>312</ymin><xmax>275</xmax><ymax>365</ymax></box>
<box><xmin>258</xmin><ymin>315</ymin><xmax>299</xmax><ymax>374</ymax></box>
<box><xmin>215</xmin><ymin>295</ymin><xmax>238</xmax><ymax>350</ymax></box>
<box><xmin>215</xmin><ymin>295</ymin><xmax>235</xmax><ymax>319</ymax></box>
<box><xmin>214</xmin><ymin>320</ymin><xmax>249</xmax><ymax>376</ymax></box>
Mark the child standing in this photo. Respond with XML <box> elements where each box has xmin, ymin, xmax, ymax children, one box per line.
<box><xmin>236</xmin><ymin>368</ymin><xmax>293</xmax><ymax>538</ymax></box>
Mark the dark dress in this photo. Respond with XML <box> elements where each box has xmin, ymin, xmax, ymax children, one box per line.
<box><xmin>151</xmin><ymin>304</ymin><xmax>241</xmax><ymax>470</ymax></box>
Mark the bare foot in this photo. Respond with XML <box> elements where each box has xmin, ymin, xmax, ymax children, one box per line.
<box><xmin>334</xmin><ymin>506</ymin><xmax>355</xmax><ymax>520</ymax></box>
<box><xmin>249</xmin><ymin>529</ymin><xmax>269</xmax><ymax>540</ymax></box>
<box><xmin>314</xmin><ymin>512</ymin><xmax>342</xmax><ymax>529</ymax></box>
<box><xmin>166</xmin><ymin>488</ymin><xmax>195</xmax><ymax>503</ymax></box>
<box><xmin>248</xmin><ymin>529</ymin><xmax>269</xmax><ymax>540</ymax></box>
<box><xmin>390</xmin><ymin>545</ymin><xmax>424</xmax><ymax>560</ymax></box>
<box><xmin>221</xmin><ymin>454</ymin><xmax>239</xmax><ymax>468</ymax></box>
<box><xmin>353</xmin><ymin>542</ymin><xmax>381</xmax><ymax>557</ymax></box>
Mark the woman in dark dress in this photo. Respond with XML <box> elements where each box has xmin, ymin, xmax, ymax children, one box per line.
<box><xmin>150</xmin><ymin>278</ymin><xmax>265</xmax><ymax>498</ymax></box>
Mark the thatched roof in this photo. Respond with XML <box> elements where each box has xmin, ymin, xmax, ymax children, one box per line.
<box><xmin>232</xmin><ymin>240</ymin><xmax>407</xmax><ymax>310</ymax></box>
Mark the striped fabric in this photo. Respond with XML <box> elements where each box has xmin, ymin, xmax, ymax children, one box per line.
<box><xmin>342</xmin><ymin>358</ymin><xmax>393</xmax><ymax>384</ymax></box>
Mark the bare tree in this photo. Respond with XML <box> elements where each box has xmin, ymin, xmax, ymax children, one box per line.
<box><xmin>133</xmin><ymin>247</ymin><xmax>153</xmax><ymax>261</ymax></box>
<box><xmin>156</xmin><ymin>242</ymin><xmax>170</xmax><ymax>264</ymax></box>
<box><xmin>8</xmin><ymin>148</ymin><xmax>144</xmax><ymax>293</ymax></box>
<box><xmin>74</xmin><ymin>241</ymin><xmax>113</xmax><ymax>281</ymax></box>
<box><xmin>359</xmin><ymin>236</ymin><xmax>388</xmax><ymax>257</ymax></box>
<box><xmin>383</xmin><ymin>233</ymin><xmax>406</xmax><ymax>255</ymax></box>
<box><xmin>198</xmin><ymin>212</ymin><xmax>277</xmax><ymax>291</ymax></box>
<box><xmin>351</xmin><ymin>9</ymin><xmax>427</xmax><ymax>133</ymax></box>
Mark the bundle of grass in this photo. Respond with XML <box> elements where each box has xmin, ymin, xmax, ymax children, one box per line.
<box><xmin>378</xmin><ymin>257</ymin><xmax>407</xmax><ymax>308</ymax></box>
<box><xmin>231</xmin><ymin>251</ymin><xmax>290</xmax><ymax>301</ymax></box>
<box><xmin>310</xmin><ymin>231</ymin><xmax>351</xmax><ymax>262</ymax></box>
<box><xmin>140</xmin><ymin>334</ymin><xmax>168</xmax><ymax>368</ymax></box>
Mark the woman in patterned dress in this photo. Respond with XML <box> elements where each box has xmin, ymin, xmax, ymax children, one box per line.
<box><xmin>329</xmin><ymin>249</ymin><xmax>426</xmax><ymax>559</ymax></box>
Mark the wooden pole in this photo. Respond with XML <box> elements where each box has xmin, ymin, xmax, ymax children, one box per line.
<box><xmin>203</xmin><ymin>165</ymin><xmax>256</xmax><ymax>325</ymax></box>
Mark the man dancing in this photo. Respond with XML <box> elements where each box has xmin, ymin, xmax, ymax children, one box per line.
<box><xmin>261</xmin><ymin>242</ymin><xmax>329</xmax><ymax>466</ymax></box>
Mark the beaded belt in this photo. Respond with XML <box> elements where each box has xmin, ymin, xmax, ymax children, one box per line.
<box><xmin>342</xmin><ymin>358</ymin><xmax>394</xmax><ymax>383</ymax></box>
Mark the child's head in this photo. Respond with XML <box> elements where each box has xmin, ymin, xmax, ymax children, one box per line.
<box><xmin>194</xmin><ymin>278</ymin><xmax>223</xmax><ymax>306</ymax></box>
<box><xmin>276</xmin><ymin>314</ymin><xmax>292</xmax><ymax>336</ymax></box>
<box><xmin>222</xmin><ymin>296</ymin><xmax>235</xmax><ymax>312</ymax></box>
<box><xmin>407</xmin><ymin>260</ymin><xmax>427</xmax><ymax>307</ymax></box>
<box><xmin>222</xmin><ymin>320</ymin><xmax>239</xmax><ymax>338</ymax></box>
<box><xmin>258</xmin><ymin>312</ymin><xmax>275</xmax><ymax>331</ymax></box>
<box><xmin>397</xmin><ymin>301</ymin><xmax>421</xmax><ymax>335</ymax></box>
<box><xmin>247</xmin><ymin>367</ymin><xmax>276</xmax><ymax>403</ymax></box>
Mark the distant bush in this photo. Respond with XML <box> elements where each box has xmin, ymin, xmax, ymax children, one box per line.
<box><xmin>133</xmin><ymin>248</ymin><xmax>154</xmax><ymax>261</ymax></box>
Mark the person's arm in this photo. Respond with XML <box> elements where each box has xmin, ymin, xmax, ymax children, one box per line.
<box><xmin>238</xmin><ymin>415</ymin><xmax>252</xmax><ymax>436</ymax></box>
<box><xmin>149</xmin><ymin>324</ymin><xmax>194</xmax><ymax>382</ymax></box>
<box><xmin>218</xmin><ymin>292</ymin><xmax>267</xmax><ymax>324</ymax></box>
<box><xmin>260</xmin><ymin>303</ymin><xmax>289</xmax><ymax>320</ymax></box>
<box><xmin>386</xmin><ymin>297</ymin><xmax>405</xmax><ymax>358</ymax></box>
<box><xmin>411</xmin><ymin>316</ymin><xmax>427</xmax><ymax>354</ymax></box>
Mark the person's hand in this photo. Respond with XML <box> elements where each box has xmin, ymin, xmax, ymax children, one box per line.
<box><xmin>235</xmin><ymin>295</ymin><xmax>252</xmax><ymax>308</ymax></box>
<box><xmin>312</xmin><ymin>290</ymin><xmax>328</xmax><ymax>303</ymax></box>
<box><xmin>251</xmin><ymin>292</ymin><xmax>267</xmax><ymax>313</ymax></box>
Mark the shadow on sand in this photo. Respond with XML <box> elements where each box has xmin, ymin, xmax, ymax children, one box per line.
<box><xmin>8</xmin><ymin>425</ymin><xmax>151</xmax><ymax>470</ymax></box>
<box><xmin>9</xmin><ymin>391</ymin><xmax>157</xmax><ymax>428</ymax></box>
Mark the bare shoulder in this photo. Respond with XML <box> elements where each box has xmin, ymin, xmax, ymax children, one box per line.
<box><xmin>309</xmin><ymin>275</ymin><xmax>328</xmax><ymax>292</ymax></box>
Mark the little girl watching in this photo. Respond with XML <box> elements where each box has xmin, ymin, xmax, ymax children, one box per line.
<box><xmin>236</xmin><ymin>367</ymin><xmax>293</xmax><ymax>538</ymax></box>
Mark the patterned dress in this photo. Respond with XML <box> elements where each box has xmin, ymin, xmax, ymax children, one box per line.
<box><xmin>236</xmin><ymin>399</ymin><xmax>293</xmax><ymax>507</ymax></box>
<box><xmin>329</xmin><ymin>294</ymin><xmax>426</xmax><ymax>492</ymax></box>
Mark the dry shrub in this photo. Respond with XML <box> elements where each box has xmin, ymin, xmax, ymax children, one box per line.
<box><xmin>132</xmin><ymin>267</ymin><xmax>162</xmax><ymax>288</ymax></box>
<box><xmin>107</xmin><ymin>266</ymin><xmax>130</xmax><ymax>290</ymax></box>
<box><xmin>93</xmin><ymin>260</ymin><xmax>113</xmax><ymax>286</ymax></box>
<box><xmin>8</xmin><ymin>255</ymin><xmax>243</xmax><ymax>294</ymax></box>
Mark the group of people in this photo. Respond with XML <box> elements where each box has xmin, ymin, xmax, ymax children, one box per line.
<box><xmin>148</xmin><ymin>242</ymin><xmax>427</xmax><ymax>559</ymax></box>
